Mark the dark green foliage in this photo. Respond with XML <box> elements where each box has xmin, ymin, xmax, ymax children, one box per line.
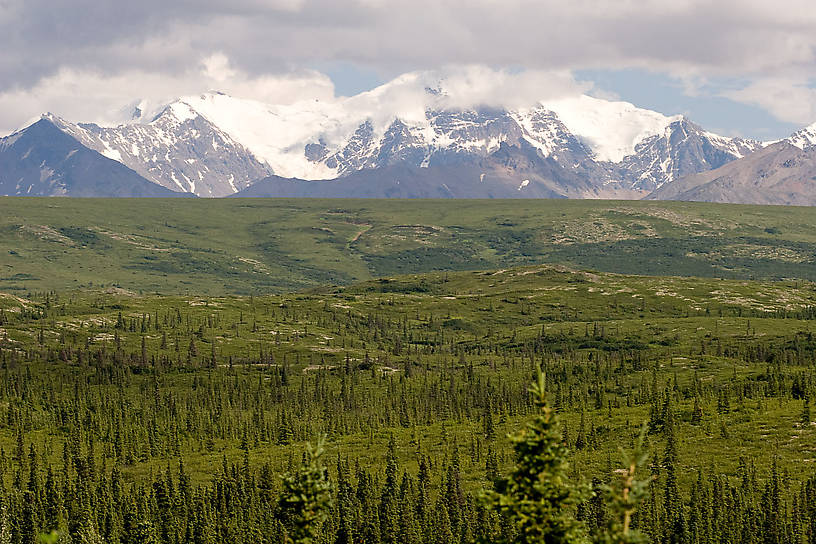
<box><xmin>592</xmin><ymin>424</ymin><xmax>651</xmax><ymax>544</ymax></box>
<box><xmin>277</xmin><ymin>436</ymin><xmax>333</xmax><ymax>544</ymax></box>
<box><xmin>482</xmin><ymin>370</ymin><xmax>586</xmax><ymax>543</ymax></box>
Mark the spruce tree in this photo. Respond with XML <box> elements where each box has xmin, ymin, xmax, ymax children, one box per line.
<box><xmin>0</xmin><ymin>506</ymin><xmax>10</xmax><ymax>544</ymax></box>
<box><xmin>277</xmin><ymin>436</ymin><xmax>334</xmax><ymax>544</ymax></box>
<box><xmin>662</xmin><ymin>409</ymin><xmax>686</xmax><ymax>544</ymax></box>
<box><xmin>482</xmin><ymin>370</ymin><xmax>587</xmax><ymax>543</ymax></box>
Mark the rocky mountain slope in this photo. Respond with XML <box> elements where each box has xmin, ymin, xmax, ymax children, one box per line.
<box><xmin>785</xmin><ymin>122</ymin><xmax>816</xmax><ymax>150</ymax></box>
<box><xmin>0</xmin><ymin>119</ymin><xmax>188</xmax><ymax>197</ymax></box>
<box><xmin>647</xmin><ymin>142</ymin><xmax>816</xmax><ymax>206</ymax></box>
<box><xmin>233</xmin><ymin>140</ymin><xmax>621</xmax><ymax>199</ymax></box>
<box><xmin>618</xmin><ymin>118</ymin><xmax>761</xmax><ymax>190</ymax></box>
<box><xmin>46</xmin><ymin>103</ymin><xmax>271</xmax><ymax>197</ymax></box>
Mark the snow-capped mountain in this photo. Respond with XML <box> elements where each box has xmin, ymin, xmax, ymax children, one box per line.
<box><xmin>4</xmin><ymin>70</ymin><xmax>796</xmax><ymax>199</ymax></box>
<box><xmin>643</xmin><ymin>122</ymin><xmax>816</xmax><ymax>206</ymax></box>
<box><xmin>144</xmin><ymin>85</ymin><xmax>765</xmax><ymax>196</ymax></box>
<box><xmin>618</xmin><ymin>119</ymin><xmax>763</xmax><ymax>191</ymax></box>
<box><xmin>167</xmin><ymin>85</ymin><xmax>699</xmax><ymax>190</ymax></box>
<box><xmin>46</xmin><ymin>102</ymin><xmax>271</xmax><ymax>197</ymax></box>
<box><xmin>0</xmin><ymin>119</ymin><xmax>187</xmax><ymax>197</ymax></box>
<box><xmin>647</xmin><ymin>141</ymin><xmax>816</xmax><ymax>206</ymax></box>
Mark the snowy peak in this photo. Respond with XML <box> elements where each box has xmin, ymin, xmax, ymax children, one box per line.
<box><xmin>539</xmin><ymin>95</ymin><xmax>681</xmax><ymax>163</ymax></box>
<box><xmin>786</xmin><ymin>122</ymin><xmax>816</xmax><ymax>150</ymax></box>
<box><xmin>160</xmin><ymin>101</ymin><xmax>200</xmax><ymax>124</ymax></box>
<box><xmin>178</xmin><ymin>92</ymin><xmax>343</xmax><ymax>180</ymax></box>
<box><xmin>53</xmin><ymin>101</ymin><xmax>271</xmax><ymax>197</ymax></box>
<box><xmin>512</xmin><ymin>106</ymin><xmax>594</xmax><ymax>164</ymax></box>
<box><xmin>619</xmin><ymin>118</ymin><xmax>763</xmax><ymax>191</ymax></box>
<box><xmin>0</xmin><ymin>118</ymin><xmax>184</xmax><ymax>197</ymax></box>
<box><xmin>29</xmin><ymin>71</ymin><xmax>777</xmax><ymax>197</ymax></box>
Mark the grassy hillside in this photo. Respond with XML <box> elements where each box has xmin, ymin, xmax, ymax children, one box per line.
<box><xmin>2</xmin><ymin>197</ymin><xmax>816</xmax><ymax>294</ymax></box>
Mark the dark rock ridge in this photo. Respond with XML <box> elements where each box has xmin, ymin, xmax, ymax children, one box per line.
<box><xmin>233</xmin><ymin>141</ymin><xmax>630</xmax><ymax>199</ymax></box>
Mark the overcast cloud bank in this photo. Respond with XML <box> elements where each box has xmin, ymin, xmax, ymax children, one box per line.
<box><xmin>1</xmin><ymin>0</ymin><xmax>815</xmax><ymax>135</ymax></box>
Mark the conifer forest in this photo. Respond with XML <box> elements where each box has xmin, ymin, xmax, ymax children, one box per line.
<box><xmin>0</xmin><ymin>200</ymin><xmax>815</xmax><ymax>543</ymax></box>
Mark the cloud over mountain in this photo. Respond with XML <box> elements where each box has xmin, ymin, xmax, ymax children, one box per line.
<box><xmin>1</xmin><ymin>0</ymin><xmax>815</xmax><ymax>135</ymax></box>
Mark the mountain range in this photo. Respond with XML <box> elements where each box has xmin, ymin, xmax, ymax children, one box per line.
<box><xmin>2</xmin><ymin>72</ymin><xmax>815</xmax><ymax>204</ymax></box>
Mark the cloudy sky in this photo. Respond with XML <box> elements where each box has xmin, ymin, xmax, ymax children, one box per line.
<box><xmin>1</xmin><ymin>0</ymin><xmax>815</xmax><ymax>138</ymax></box>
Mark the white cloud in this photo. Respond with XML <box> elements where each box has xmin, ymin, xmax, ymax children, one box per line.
<box><xmin>430</xmin><ymin>66</ymin><xmax>590</xmax><ymax>110</ymax></box>
<box><xmin>201</xmin><ymin>53</ymin><xmax>238</xmax><ymax>82</ymax></box>
<box><xmin>322</xmin><ymin>66</ymin><xmax>591</xmax><ymax>142</ymax></box>
<box><xmin>2</xmin><ymin>0</ymin><xmax>816</xmax><ymax>132</ymax></box>
<box><xmin>354</xmin><ymin>66</ymin><xmax>588</xmax><ymax>110</ymax></box>
<box><xmin>722</xmin><ymin>79</ymin><xmax>816</xmax><ymax>125</ymax></box>
<box><xmin>0</xmin><ymin>55</ymin><xmax>335</xmax><ymax>135</ymax></box>
<box><xmin>0</xmin><ymin>61</ymin><xmax>594</xmax><ymax>136</ymax></box>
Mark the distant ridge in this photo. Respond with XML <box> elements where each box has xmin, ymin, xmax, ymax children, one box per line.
<box><xmin>647</xmin><ymin>142</ymin><xmax>816</xmax><ymax>206</ymax></box>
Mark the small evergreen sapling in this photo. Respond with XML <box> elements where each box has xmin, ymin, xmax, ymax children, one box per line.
<box><xmin>593</xmin><ymin>423</ymin><xmax>651</xmax><ymax>544</ymax></box>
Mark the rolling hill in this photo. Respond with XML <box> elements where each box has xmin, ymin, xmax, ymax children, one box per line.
<box><xmin>2</xmin><ymin>197</ymin><xmax>816</xmax><ymax>294</ymax></box>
